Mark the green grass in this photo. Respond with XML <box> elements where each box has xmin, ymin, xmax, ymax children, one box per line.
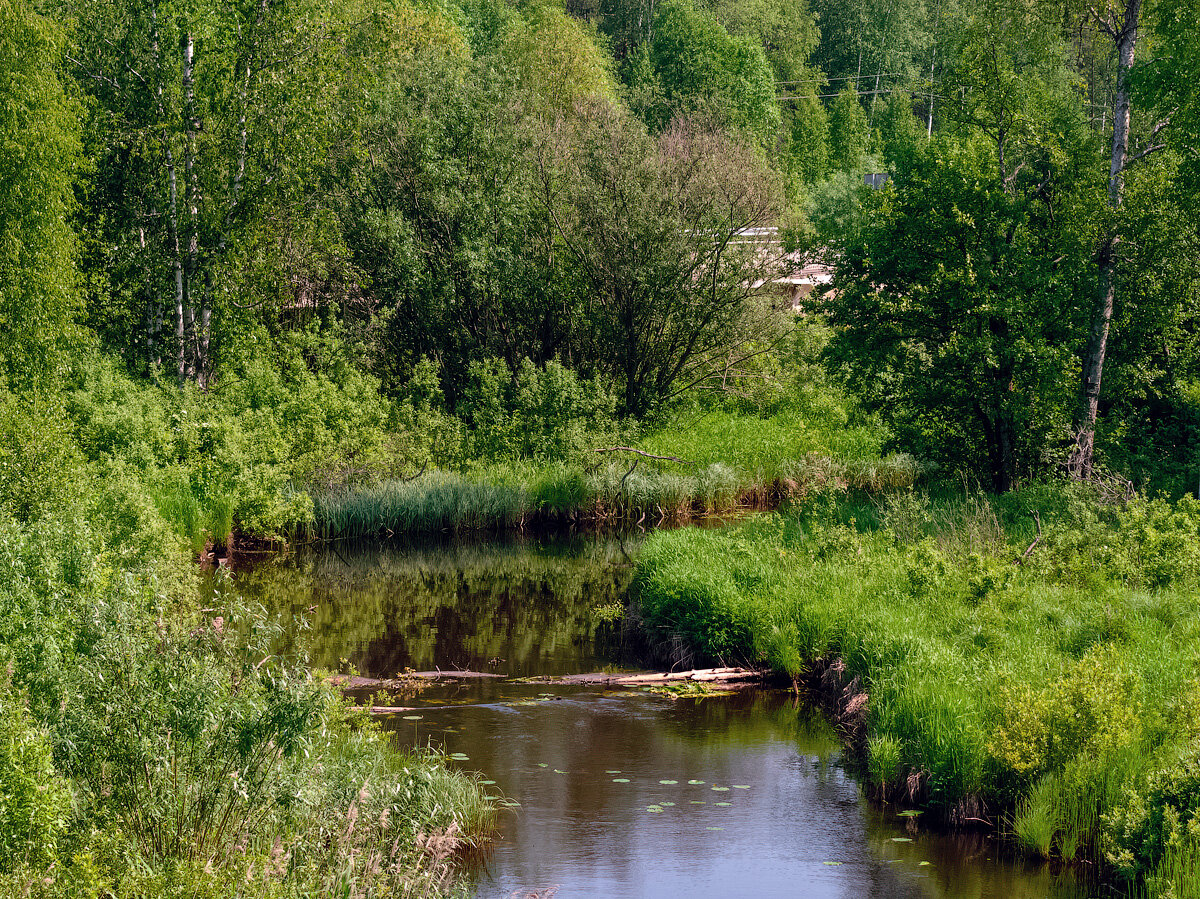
<box><xmin>310</xmin><ymin>439</ymin><xmax>919</xmax><ymax>540</ymax></box>
<box><xmin>630</xmin><ymin>484</ymin><xmax>1200</xmax><ymax>895</ymax></box>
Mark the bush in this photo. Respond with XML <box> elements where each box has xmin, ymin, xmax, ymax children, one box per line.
<box><xmin>0</xmin><ymin>690</ymin><xmax>72</xmax><ymax>871</ymax></box>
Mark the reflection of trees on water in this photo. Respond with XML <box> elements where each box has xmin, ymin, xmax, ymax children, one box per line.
<box><xmin>219</xmin><ymin>536</ymin><xmax>641</xmax><ymax>676</ymax></box>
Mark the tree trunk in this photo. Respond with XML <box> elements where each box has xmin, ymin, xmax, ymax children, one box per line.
<box><xmin>182</xmin><ymin>30</ymin><xmax>203</xmax><ymax>383</ymax></box>
<box><xmin>1069</xmin><ymin>0</ymin><xmax>1142</xmax><ymax>477</ymax></box>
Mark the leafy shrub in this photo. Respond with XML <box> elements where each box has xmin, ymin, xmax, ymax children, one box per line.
<box><xmin>459</xmin><ymin>357</ymin><xmax>621</xmax><ymax>463</ymax></box>
<box><xmin>989</xmin><ymin>644</ymin><xmax>1142</xmax><ymax>780</ymax></box>
<box><xmin>1105</xmin><ymin>746</ymin><xmax>1200</xmax><ymax>880</ymax></box>
<box><xmin>0</xmin><ymin>690</ymin><xmax>72</xmax><ymax>870</ymax></box>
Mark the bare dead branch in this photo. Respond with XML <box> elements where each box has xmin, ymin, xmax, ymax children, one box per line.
<box><xmin>1015</xmin><ymin>511</ymin><xmax>1042</xmax><ymax>565</ymax></box>
<box><xmin>594</xmin><ymin>447</ymin><xmax>696</xmax><ymax>465</ymax></box>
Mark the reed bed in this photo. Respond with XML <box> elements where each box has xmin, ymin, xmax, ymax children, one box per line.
<box><xmin>308</xmin><ymin>454</ymin><xmax>919</xmax><ymax>540</ymax></box>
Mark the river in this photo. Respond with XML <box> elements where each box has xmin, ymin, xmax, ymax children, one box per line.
<box><xmin>217</xmin><ymin>533</ymin><xmax>1094</xmax><ymax>899</ymax></box>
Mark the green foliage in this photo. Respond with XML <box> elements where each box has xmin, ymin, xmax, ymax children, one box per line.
<box><xmin>0</xmin><ymin>0</ymin><xmax>84</xmax><ymax>391</ymax></box>
<box><xmin>827</xmin><ymin>87</ymin><xmax>867</xmax><ymax>171</ymax></box>
<box><xmin>459</xmin><ymin>358</ymin><xmax>622</xmax><ymax>462</ymax></box>
<box><xmin>823</xmin><ymin>134</ymin><xmax>1089</xmax><ymax>491</ymax></box>
<box><xmin>505</xmin><ymin>1</ymin><xmax>617</xmax><ymax>108</ymax></box>
<box><xmin>640</xmin><ymin>0</ymin><xmax>780</xmax><ymax>145</ymax></box>
<box><xmin>0</xmin><ymin>391</ymin><xmax>89</xmax><ymax>523</ymax></box>
<box><xmin>0</xmin><ymin>690</ymin><xmax>72</xmax><ymax>871</ymax></box>
<box><xmin>1105</xmin><ymin>745</ymin><xmax>1200</xmax><ymax>882</ymax></box>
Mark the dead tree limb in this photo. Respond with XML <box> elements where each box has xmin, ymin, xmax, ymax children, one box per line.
<box><xmin>1015</xmin><ymin>511</ymin><xmax>1042</xmax><ymax>565</ymax></box>
<box><xmin>594</xmin><ymin>447</ymin><xmax>696</xmax><ymax>465</ymax></box>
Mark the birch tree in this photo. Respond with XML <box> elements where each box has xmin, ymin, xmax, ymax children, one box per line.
<box><xmin>65</xmin><ymin>0</ymin><xmax>348</xmax><ymax>385</ymax></box>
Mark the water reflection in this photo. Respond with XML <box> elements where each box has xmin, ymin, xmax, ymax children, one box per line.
<box><xmin>381</xmin><ymin>688</ymin><xmax>1089</xmax><ymax>899</ymax></box>
<box><xmin>223</xmin><ymin>536</ymin><xmax>1092</xmax><ymax>899</ymax></box>
<box><xmin>224</xmin><ymin>534</ymin><xmax>640</xmax><ymax>676</ymax></box>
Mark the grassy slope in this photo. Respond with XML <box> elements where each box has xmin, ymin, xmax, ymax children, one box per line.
<box><xmin>632</xmin><ymin>487</ymin><xmax>1200</xmax><ymax>896</ymax></box>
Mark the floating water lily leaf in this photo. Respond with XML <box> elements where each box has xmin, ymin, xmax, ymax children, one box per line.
<box><xmin>732</xmin><ymin>785</ymin><xmax>750</xmax><ymax>790</ymax></box>
<box><xmin>612</xmin><ymin>778</ymin><xmax>630</xmax><ymax>783</ymax></box>
<box><xmin>690</xmin><ymin>800</ymin><xmax>706</xmax><ymax>805</ymax></box>
<box><xmin>705</xmin><ymin>826</ymin><xmax>724</xmax><ymax>831</ymax></box>
<box><xmin>402</xmin><ymin>715</ymin><xmax>423</xmax><ymax>720</ymax></box>
<box><xmin>537</xmin><ymin>763</ymin><xmax>548</xmax><ymax>768</ymax></box>
<box><xmin>918</xmin><ymin>861</ymin><xmax>931</xmax><ymax>866</ymax></box>
<box><xmin>822</xmin><ymin>861</ymin><xmax>842</xmax><ymax>866</ymax></box>
<box><xmin>659</xmin><ymin>779</ymin><xmax>678</xmax><ymax>785</ymax></box>
<box><xmin>479</xmin><ymin>780</ymin><xmax>496</xmax><ymax>785</ymax></box>
<box><xmin>554</xmin><ymin>769</ymin><xmax>567</xmax><ymax>774</ymax></box>
<box><xmin>711</xmin><ymin>786</ymin><xmax>729</xmax><ymax>792</ymax></box>
<box><xmin>897</xmin><ymin>810</ymin><xmax>922</xmax><ymax>817</ymax></box>
<box><xmin>646</xmin><ymin>805</ymin><xmax>664</xmax><ymax>813</ymax></box>
<box><xmin>714</xmin><ymin>802</ymin><xmax>732</xmax><ymax>807</ymax></box>
<box><xmin>891</xmin><ymin>837</ymin><xmax>912</xmax><ymax>842</ymax></box>
<box><xmin>606</xmin><ymin>770</ymin><xmax>622</xmax><ymax>774</ymax></box>
<box><xmin>449</xmin><ymin>753</ymin><xmax>470</xmax><ymax>761</ymax></box>
<box><xmin>688</xmin><ymin>780</ymin><xmax>705</xmax><ymax>785</ymax></box>
<box><xmin>660</xmin><ymin>801</ymin><xmax>675</xmax><ymax>807</ymax></box>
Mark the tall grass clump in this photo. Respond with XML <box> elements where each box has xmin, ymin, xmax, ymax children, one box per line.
<box><xmin>313</xmin><ymin>472</ymin><xmax>527</xmax><ymax>539</ymax></box>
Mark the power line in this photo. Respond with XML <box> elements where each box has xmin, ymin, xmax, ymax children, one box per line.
<box><xmin>775</xmin><ymin>73</ymin><xmax>904</xmax><ymax>86</ymax></box>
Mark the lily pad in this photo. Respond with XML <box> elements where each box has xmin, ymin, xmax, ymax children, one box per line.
<box><xmin>897</xmin><ymin>810</ymin><xmax>922</xmax><ymax>817</ymax></box>
<box><xmin>690</xmin><ymin>800</ymin><xmax>706</xmax><ymax>805</ymax></box>
<box><xmin>891</xmin><ymin>837</ymin><xmax>913</xmax><ymax>843</ymax></box>
<box><xmin>479</xmin><ymin>780</ymin><xmax>496</xmax><ymax>785</ymax></box>
<box><xmin>449</xmin><ymin>753</ymin><xmax>470</xmax><ymax>761</ymax></box>
<box><xmin>918</xmin><ymin>861</ymin><xmax>931</xmax><ymax>866</ymax></box>
<box><xmin>660</xmin><ymin>801</ymin><xmax>675</xmax><ymax>807</ymax></box>
<box><xmin>646</xmin><ymin>805</ymin><xmax>664</xmax><ymax>813</ymax></box>
<box><xmin>612</xmin><ymin>778</ymin><xmax>630</xmax><ymax>783</ymax></box>
<box><xmin>711</xmin><ymin>786</ymin><xmax>729</xmax><ymax>792</ymax></box>
<box><xmin>553</xmin><ymin>769</ymin><xmax>567</xmax><ymax>774</ymax></box>
<box><xmin>714</xmin><ymin>801</ymin><xmax>732</xmax><ymax>807</ymax></box>
<box><xmin>606</xmin><ymin>770</ymin><xmax>622</xmax><ymax>774</ymax></box>
<box><xmin>705</xmin><ymin>826</ymin><xmax>724</xmax><ymax>831</ymax></box>
<box><xmin>402</xmin><ymin>715</ymin><xmax>423</xmax><ymax>720</ymax></box>
<box><xmin>659</xmin><ymin>779</ymin><xmax>678</xmax><ymax>785</ymax></box>
<box><xmin>822</xmin><ymin>861</ymin><xmax>842</xmax><ymax>866</ymax></box>
<box><xmin>732</xmin><ymin>785</ymin><xmax>750</xmax><ymax>790</ymax></box>
<box><xmin>688</xmin><ymin>780</ymin><xmax>705</xmax><ymax>785</ymax></box>
<box><xmin>537</xmin><ymin>763</ymin><xmax>548</xmax><ymax>768</ymax></box>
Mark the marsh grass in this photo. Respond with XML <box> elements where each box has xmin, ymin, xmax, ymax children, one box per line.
<box><xmin>310</xmin><ymin>454</ymin><xmax>919</xmax><ymax>540</ymax></box>
<box><xmin>149</xmin><ymin>479</ymin><xmax>237</xmax><ymax>554</ymax></box>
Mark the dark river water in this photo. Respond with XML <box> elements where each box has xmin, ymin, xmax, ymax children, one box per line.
<box><xmin>221</xmin><ymin>534</ymin><xmax>1095</xmax><ymax>899</ymax></box>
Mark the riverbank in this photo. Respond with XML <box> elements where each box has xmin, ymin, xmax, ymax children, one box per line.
<box><xmin>630</xmin><ymin>484</ymin><xmax>1200</xmax><ymax>898</ymax></box>
<box><xmin>0</xmin><ymin>493</ymin><xmax>497</xmax><ymax>898</ymax></box>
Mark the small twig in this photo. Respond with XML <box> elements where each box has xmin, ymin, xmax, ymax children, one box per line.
<box><xmin>1015</xmin><ymin>511</ymin><xmax>1042</xmax><ymax>565</ymax></box>
<box><xmin>594</xmin><ymin>446</ymin><xmax>696</xmax><ymax>465</ymax></box>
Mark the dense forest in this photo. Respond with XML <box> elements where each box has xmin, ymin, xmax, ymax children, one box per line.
<box><xmin>4</xmin><ymin>0</ymin><xmax>1200</xmax><ymax>894</ymax></box>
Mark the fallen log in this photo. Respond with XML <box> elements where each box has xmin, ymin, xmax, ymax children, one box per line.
<box><xmin>540</xmin><ymin>667</ymin><xmax>767</xmax><ymax>687</ymax></box>
<box><xmin>331</xmin><ymin>671</ymin><xmax>505</xmax><ymax>691</ymax></box>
